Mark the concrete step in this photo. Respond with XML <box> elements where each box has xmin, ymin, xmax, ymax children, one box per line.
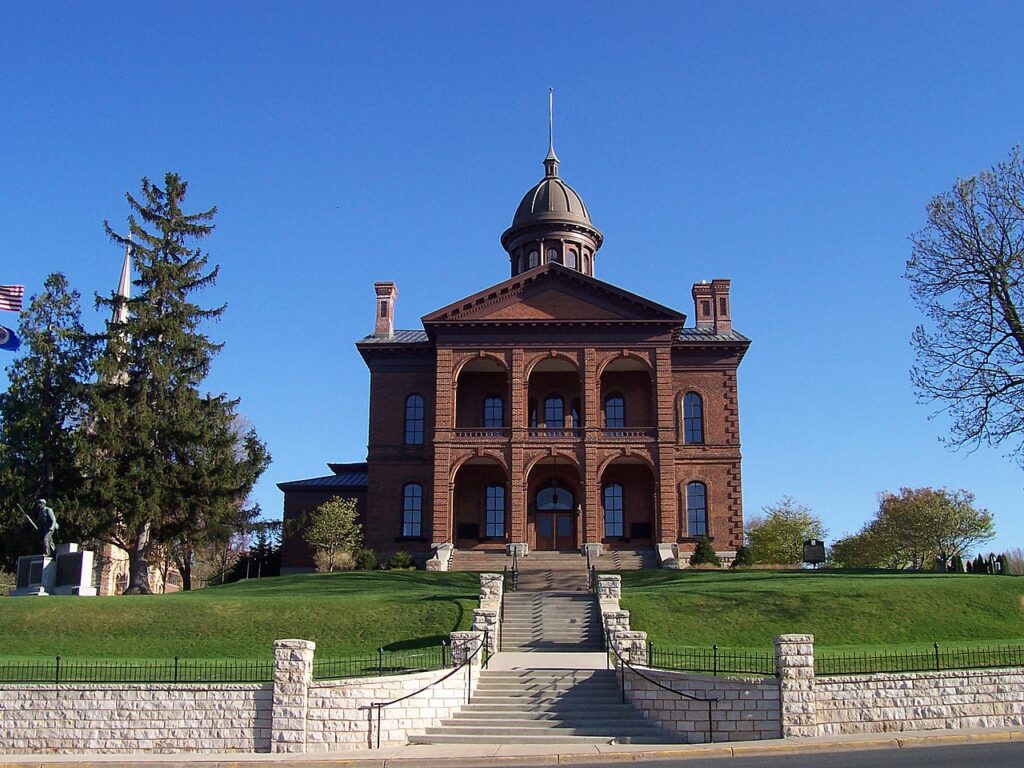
<box><xmin>422</xmin><ymin>724</ymin><xmax>664</xmax><ymax>737</ymax></box>
<box><xmin>410</xmin><ymin>734</ymin><xmax>667</xmax><ymax>745</ymax></box>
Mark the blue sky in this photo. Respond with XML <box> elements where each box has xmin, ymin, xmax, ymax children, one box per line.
<box><xmin>2</xmin><ymin>1</ymin><xmax>1023</xmax><ymax>554</ymax></box>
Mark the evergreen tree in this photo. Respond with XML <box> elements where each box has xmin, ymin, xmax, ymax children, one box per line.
<box><xmin>0</xmin><ymin>274</ymin><xmax>94</xmax><ymax>568</ymax></box>
<box><xmin>689</xmin><ymin>536</ymin><xmax>721</xmax><ymax>567</ymax></box>
<box><xmin>79</xmin><ymin>173</ymin><xmax>269</xmax><ymax>593</ymax></box>
<box><xmin>731</xmin><ymin>544</ymin><xmax>754</xmax><ymax>568</ymax></box>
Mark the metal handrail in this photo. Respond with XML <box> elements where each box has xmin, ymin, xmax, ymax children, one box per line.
<box><xmin>367</xmin><ymin>632</ymin><xmax>486</xmax><ymax>749</ymax></box>
<box><xmin>510</xmin><ymin>549</ymin><xmax>519</xmax><ymax>592</ymax></box>
<box><xmin>606</xmin><ymin>629</ymin><xmax>719</xmax><ymax>743</ymax></box>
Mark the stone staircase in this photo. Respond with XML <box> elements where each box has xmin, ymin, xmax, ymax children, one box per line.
<box><xmin>599</xmin><ymin>548</ymin><xmax>659</xmax><ymax>570</ymax></box>
<box><xmin>501</xmin><ymin>591</ymin><xmax>602</xmax><ymax>650</ymax></box>
<box><xmin>411</xmin><ymin>669</ymin><xmax>675</xmax><ymax>745</ymax></box>
<box><xmin>448</xmin><ymin>550</ymin><xmax>511</xmax><ymax>571</ymax></box>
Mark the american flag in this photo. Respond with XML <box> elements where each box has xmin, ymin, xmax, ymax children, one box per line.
<box><xmin>0</xmin><ymin>285</ymin><xmax>25</xmax><ymax>312</ymax></box>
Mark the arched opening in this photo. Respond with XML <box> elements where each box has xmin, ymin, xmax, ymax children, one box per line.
<box><xmin>452</xmin><ymin>458</ymin><xmax>508</xmax><ymax>549</ymax></box>
<box><xmin>455</xmin><ymin>357</ymin><xmax>509</xmax><ymax>433</ymax></box>
<box><xmin>526</xmin><ymin>456</ymin><xmax>581</xmax><ymax>550</ymax></box>
<box><xmin>599</xmin><ymin>358</ymin><xmax>654</xmax><ymax>434</ymax></box>
<box><xmin>527</xmin><ymin>357</ymin><xmax>582</xmax><ymax>435</ymax></box>
<box><xmin>600</xmin><ymin>458</ymin><xmax>656</xmax><ymax>547</ymax></box>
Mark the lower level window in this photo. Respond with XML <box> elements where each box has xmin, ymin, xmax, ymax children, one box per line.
<box><xmin>687</xmin><ymin>482</ymin><xmax>707</xmax><ymax>537</ymax></box>
<box><xmin>403</xmin><ymin>483</ymin><xmax>423</xmax><ymax>537</ymax></box>
<box><xmin>485</xmin><ymin>484</ymin><xmax>505</xmax><ymax>538</ymax></box>
<box><xmin>603</xmin><ymin>484</ymin><xmax>624</xmax><ymax>537</ymax></box>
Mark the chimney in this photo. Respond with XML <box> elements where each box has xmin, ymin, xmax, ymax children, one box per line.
<box><xmin>710</xmin><ymin>279</ymin><xmax>731</xmax><ymax>332</ymax></box>
<box><xmin>691</xmin><ymin>281</ymin><xmax>714</xmax><ymax>329</ymax></box>
<box><xmin>374</xmin><ymin>281</ymin><xmax>397</xmax><ymax>337</ymax></box>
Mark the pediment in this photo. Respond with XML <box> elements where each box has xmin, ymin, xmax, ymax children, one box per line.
<box><xmin>422</xmin><ymin>264</ymin><xmax>686</xmax><ymax>326</ymax></box>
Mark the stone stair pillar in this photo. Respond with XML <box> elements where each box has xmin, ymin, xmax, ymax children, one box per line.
<box><xmin>271</xmin><ymin>639</ymin><xmax>315</xmax><ymax>753</ymax></box>
<box><xmin>775</xmin><ymin>633</ymin><xmax>817</xmax><ymax>738</ymax></box>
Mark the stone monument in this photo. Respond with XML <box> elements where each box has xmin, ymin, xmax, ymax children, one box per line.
<box><xmin>9</xmin><ymin>499</ymin><xmax>97</xmax><ymax>597</ymax></box>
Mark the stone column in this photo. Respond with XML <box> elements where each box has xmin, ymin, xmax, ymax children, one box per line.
<box><xmin>613</xmin><ymin>630</ymin><xmax>648</xmax><ymax>666</ymax></box>
<box><xmin>479</xmin><ymin>573</ymin><xmax>503</xmax><ymax>603</ymax></box>
<box><xmin>472</xmin><ymin>608</ymin><xmax>499</xmax><ymax>654</ymax></box>
<box><xmin>775</xmin><ymin>634</ymin><xmax>816</xmax><ymax>738</ymax></box>
<box><xmin>597</xmin><ymin>574</ymin><xmax>621</xmax><ymax>601</ymax></box>
<box><xmin>272</xmin><ymin>639</ymin><xmax>315</xmax><ymax>753</ymax></box>
<box><xmin>450</xmin><ymin>631</ymin><xmax>484</xmax><ymax>666</ymax></box>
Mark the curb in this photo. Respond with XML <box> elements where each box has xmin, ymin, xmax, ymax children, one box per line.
<box><xmin>2</xmin><ymin>730</ymin><xmax>1023</xmax><ymax>767</ymax></box>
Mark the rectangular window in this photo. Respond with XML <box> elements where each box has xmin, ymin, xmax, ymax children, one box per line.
<box><xmin>483</xmin><ymin>396</ymin><xmax>503</xmax><ymax>429</ymax></box>
<box><xmin>405</xmin><ymin>395</ymin><xmax>425</xmax><ymax>445</ymax></box>
<box><xmin>603</xmin><ymin>484</ymin><xmax>624</xmax><ymax>538</ymax></box>
<box><xmin>485</xmin><ymin>485</ymin><xmax>505</xmax><ymax>538</ymax></box>
<box><xmin>403</xmin><ymin>484</ymin><xmax>423</xmax><ymax>537</ymax></box>
<box><xmin>687</xmin><ymin>482</ymin><xmax>707</xmax><ymax>537</ymax></box>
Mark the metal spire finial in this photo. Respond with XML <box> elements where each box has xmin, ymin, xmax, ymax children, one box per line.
<box><xmin>544</xmin><ymin>88</ymin><xmax>559</xmax><ymax>177</ymax></box>
<box><xmin>114</xmin><ymin>233</ymin><xmax>132</xmax><ymax>325</ymax></box>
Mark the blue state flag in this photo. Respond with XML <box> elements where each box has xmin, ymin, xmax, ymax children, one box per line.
<box><xmin>0</xmin><ymin>324</ymin><xmax>20</xmax><ymax>351</ymax></box>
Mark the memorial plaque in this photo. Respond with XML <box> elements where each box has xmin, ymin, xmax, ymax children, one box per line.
<box><xmin>16</xmin><ymin>558</ymin><xmax>32</xmax><ymax>589</ymax></box>
<box><xmin>803</xmin><ymin>539</ymin><xmax>826</xmax><ymax>566</ymax></box>
<box><xmin>56</xmin><ymin>552</ymin><xmax>84</xmax><ymax>587</ymax></box>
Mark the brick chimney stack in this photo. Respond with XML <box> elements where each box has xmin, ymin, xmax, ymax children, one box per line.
<box><xmin>710</xmin><ymin>279</ymin><xmax>732</xmax><ymax>332</ymax></box>
<box><xmin>691</xmin><ymin>281</ymin><xmax>714</xmax><ymax>329</ymax></box>
<box><xmin>374</xmin><ymin>281</ymin><xmax>397</xmax><ymax>338</ymax></box>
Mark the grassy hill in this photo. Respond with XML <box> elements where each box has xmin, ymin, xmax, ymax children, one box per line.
<box><xmin>620</xmin><ymin>569</ymin><xmax>1024</xmax><ymax>653</ymax></box>
<box><xmin>0</xmin><ymin>571</ymin><xmax>477</xmax><ymax>661</ymax></box>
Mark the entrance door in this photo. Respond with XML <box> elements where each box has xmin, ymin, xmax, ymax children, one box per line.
<box><xmin>534</xmin><ymin>484</ymin><xmax>576</xmax><ymax>550</ymax></box>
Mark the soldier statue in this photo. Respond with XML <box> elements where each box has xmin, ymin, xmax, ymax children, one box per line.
<box><xmin>33</xmin><ymin>499</ymin><xmax>58</xmax><ymax>557</ymax></box>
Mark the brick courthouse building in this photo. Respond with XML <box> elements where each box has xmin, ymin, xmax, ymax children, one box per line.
<box><xmin>280</xmin><ymin>139</ymin><xmax>750</xmax><ymax>571</ymax></box>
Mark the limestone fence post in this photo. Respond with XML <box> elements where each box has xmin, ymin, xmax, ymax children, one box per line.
<box><xmin>775</xmin><ymin>634</ymin><xmax>817</xmax><ymax>738</ymax></box>
<box><xmin>472</xmin><ymin>608</ymin><xmax>499</xmax><ymax>654</ymax></box>
<box><xmin>271</xmin><ymin>639</ymin><xmax>315</xmax><ymax>753</ymax></box>
<box><xmin>477</xmin><ymin>572</ymin><xmax>504</xmax><ymax>651</ymax></box>
<box><xmin>449</xmin><ymin>630</ymin><xmax>484</xmax><ymax>667</ymax></box>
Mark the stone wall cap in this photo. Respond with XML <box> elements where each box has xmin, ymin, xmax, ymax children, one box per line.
<box><xmin>274</xmin><ymin>639</ymin><xmax>317</xmax><ymax>650</ymax></box>
<box><xmin>774</xmin><ymin>634</ymin><xmax>814</xmax><ymax>643</ymax></box>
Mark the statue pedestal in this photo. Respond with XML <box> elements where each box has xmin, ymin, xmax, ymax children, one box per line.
<box><xmin>11</xmin><ymin>554</ymin><xmax>55</xmax><ymax>596</ymax></box>
<box><xmin>9</xmin><ymin>544</ymin><xmax>97</xmax><ymax>597</ymax></box>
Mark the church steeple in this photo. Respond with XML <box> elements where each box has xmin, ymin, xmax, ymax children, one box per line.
<box><xmin>112</xmin><ymin>235</ymin><xmax>132</xmax><ymax>325</ymax></box>
<box><xmin>501</xmin><ymin>91</ymin><xmax>603</xmax><ymax>278</ymax></box>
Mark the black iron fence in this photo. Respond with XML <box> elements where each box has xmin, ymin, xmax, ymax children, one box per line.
<box><xmin>816</xmin><ymin>642</ymin><xmax>1024</xmax><ymax>676</ymax></box>
<box><xmin>646</xmin><ymin>642</ymin><xmax>776</xmax><ymax>677</ymax></box>
<box><xmin>0</xmin><ymin>656</ymin><xmax>274</xmax><ymax>684</ymax></box>
<box><xmin>313</xmin><ymin>643</ymin><xmax>447</xmax><ymax>681</ymax></box>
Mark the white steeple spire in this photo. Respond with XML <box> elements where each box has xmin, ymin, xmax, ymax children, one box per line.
<box><xmin>113</xmin><ymin>234</ymin><xmax>132</xmax><ymax>325</ymax></box>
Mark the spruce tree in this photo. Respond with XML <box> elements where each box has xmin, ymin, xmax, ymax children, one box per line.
<box><xmin>0</xmin><ymin>274</ymin><xmax>94</xmax><ymax>568</ymax></box>
<box><xmin>80</xmin><ymin>173</ymin><xmax>269</xmax><ymax>593</ymax></box>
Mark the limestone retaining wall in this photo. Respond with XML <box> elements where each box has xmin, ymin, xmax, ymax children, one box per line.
<box><xmin>624</xmin><ymin>668</ymin><xmax>781</xmax><ymax>742</ymax></box>
<box><xmin>816</xmin><ymin>668</ymin><xmax>1024</xmax><ymax>735</ymax></box>
<box><xmin>306</xmin><ymin>665</ymin><xmax>477</xmax><ymax>750</ymax></box>
<box><xmin>0</xmin><ymin>683</ymin><xmax>272</xmax><ymax>753</ymax></box>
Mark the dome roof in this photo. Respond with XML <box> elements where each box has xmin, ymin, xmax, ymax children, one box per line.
<box><xmin>511</xmin><ymin>175</ymin><xmax>593</xmax><ymax>228</ymax></box>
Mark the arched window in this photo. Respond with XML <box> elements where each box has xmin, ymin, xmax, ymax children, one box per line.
<box><xmin>547</xmin><ymin>248</ymin><xmax>562</xmax><ymax>264</ymax></box>
<box><xmin>528</xmin><ymin>250</ymin><xmax>539</xmax><ymax>268</ymax></box>
<box><xmin>683</xmin><ymin>392</ymin><xmax>704</xmax><ymax>444</ymax></box>
<box><xmin>485</xmin><ymin>484</ymin><xmax>505</xmax><ymax>538</ymax></box>
<box><xmin>567</xmin><ymin>250</ymin><xmax>578</xmax><ymax>269</ymax></box>
<box><xmin>544</xmin><ymin>395</ymin><xmax>564</xmax><ymax>427</ymax></box>
<box><xmin>404</xmin><ymin>394</ymin><xmax>425</xmax><ymax>445</ymax></box>
<box><xmin>536</xmin><ymin>483</ymin><xmax>574</xmax><ymax>510</ymax></box>
<box><xmin>584</xmin><ymin>254</ymin><xmax>591</xmax><ymax>274</ymax></box>
<box><xmin>483</xmin><ymin>394</ymin><xmax>503</xmax><ymax>429</ymax></box>
<box><xmin>516</xmin><ymin>255</ymin><xmax>523</xmax><ymax>274</ymax></box>
<box><xmin>604</xmin><ymin>394</ymin><xmax>625</xmax><ymax>429</ymax></box>
<box><xmin>402</xmin><ymin>483</ymin><xmax>423</xmax><ymax>537</ymax></box>
<box><xmin>603</xmin><ymin>484</ymin><xmax>624</xmax><ymax>538</ymax></box>
<box><xmin>686</xmin><ymin>482</ymin><xmax>707</xmax><ymax>537</ymax></box>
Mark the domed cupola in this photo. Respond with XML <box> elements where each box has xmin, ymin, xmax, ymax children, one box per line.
<box><xmin>501</xmin><ymin>92</ymin><xmax>604</xmax><ymax>278</ymax></box>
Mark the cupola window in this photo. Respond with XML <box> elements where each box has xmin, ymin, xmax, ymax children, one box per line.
<box><xmin>547</xmin><ymin>248</ymin><xmax>562</xmax><ymax>264</ymax></box>
<box><xmin>567</xmin><ymin>250</ymin><xmax>578</xmax><ymax>269</ymax></box>
<box><xmin>529</xmin><ymin>251</ymin><xmax>539</xmax><ymax>268</ymax></box>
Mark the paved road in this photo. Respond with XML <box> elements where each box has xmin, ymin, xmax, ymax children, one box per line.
<box><xmin>537</xmin><ymin>741</ymin><xmax>1024</xmax><ymax>768</ymax></box>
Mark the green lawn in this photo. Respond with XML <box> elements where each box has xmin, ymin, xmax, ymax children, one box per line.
<box><xmin>619</xmin><ymin>569</ymin><xmax>1024</xmax><ymax>653</ymax></box>
<box><xmin>0</xmin><ymin>571</ymin><xmax>478</xmax><ymax>661</ymax></box>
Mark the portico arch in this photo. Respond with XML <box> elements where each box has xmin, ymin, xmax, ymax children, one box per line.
<box><xmin>599</xmin><ymin>457</ymin><xmax>656</xmax><ymax>548</ymax></box>
<box><xmin>452</xmin><ymin>457</ymin><xmax>509</xmax><ymax>549</ymax></box>
<box><xmin>525</xmin><ymin>455</ymin><xmax>583</xmax><ymax>551</ymax></box>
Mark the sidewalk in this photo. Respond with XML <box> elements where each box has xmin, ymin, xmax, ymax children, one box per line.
<box><xmin>2</xmin><ymin>728</ymin><xmax>1022</xmax><ymax>768</ymax></box>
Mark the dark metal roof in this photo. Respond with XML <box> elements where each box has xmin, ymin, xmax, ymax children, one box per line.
<box><xmin>676</xmin><ymin>327</ymin><xmax>750</xmax><ymax>343</ymax></box>
<box><xmin>277</xmin><ymin>471</ymin><xmax>368</xmax><ymax>492</ymax></box>
<box><xmin>356</xmin><ymin>330</ymin><xmax>429</xmax><ymax>345</ymax></box>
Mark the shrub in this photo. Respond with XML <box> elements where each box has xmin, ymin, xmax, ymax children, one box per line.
<box><xmin>732</xmin><ymin>545</ymin><xmax>754</xmax><ymax>568</ymax></box>
<box><xmin>387</xmin><ymin>550</ymin><xmax>417</xmax><ymax>570</ymax></box>
<box><xmin>997</xmin><ymin>553</ymin><xmax>1011</xmax><ymax>575</ymax></box>
<box><xmin>354</xmin><ymin>548</ymin><xmax>378</xmax><ymax>571</ymax></box>
<box><xmin>690</xmin><ymin>537</ymin><xmax>721</xmax><ymax>567</ymax></box>
<box><xmin>950</xmin><ymin>554</ymin><xmax>964</xmax><ymax>573</ymax></box>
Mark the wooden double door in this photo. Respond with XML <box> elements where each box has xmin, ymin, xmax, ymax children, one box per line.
<box><xmin>533</xmin><ymin>483</ymin><xmax>577</xmax><ymax>550</ymax></box>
